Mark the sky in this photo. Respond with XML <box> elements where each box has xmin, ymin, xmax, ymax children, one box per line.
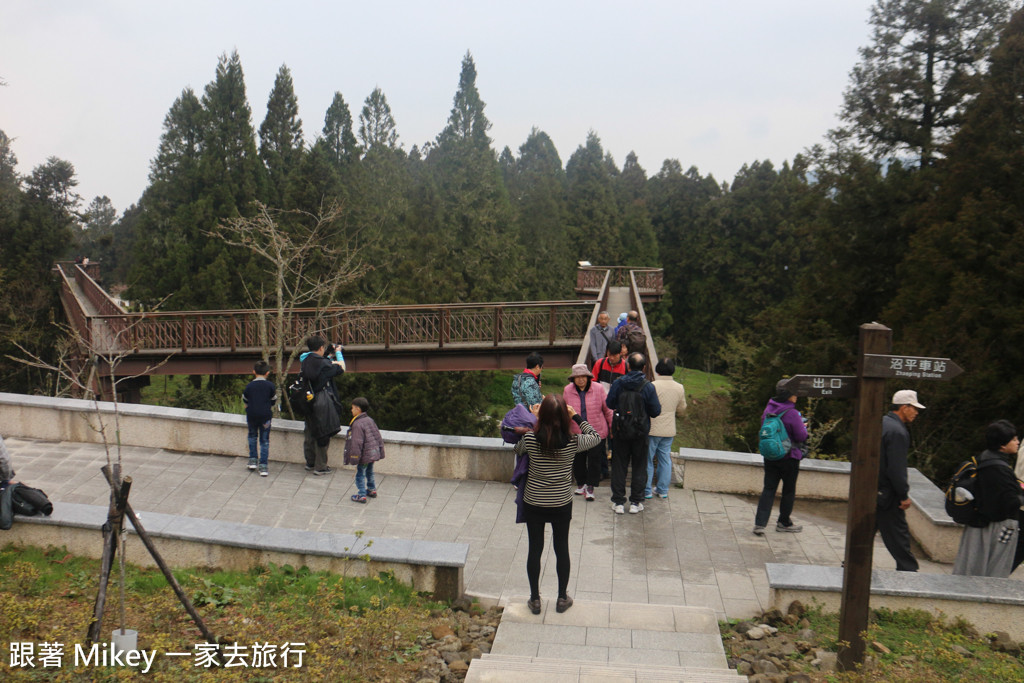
<box><xmin>1</xmin><ymin>1</ymin><xmax>876</xmax><ymax>214</ymax></box>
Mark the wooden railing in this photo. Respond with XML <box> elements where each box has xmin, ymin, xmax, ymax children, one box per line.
<box><xmin>78</xmin><ymin>301</ymin><xmax>595</xmax><ymax>356</ymax></box>
<box><xmin>576</xmin><ymin>266</ymin><xmax>662</xmax><ymax>294</ymax></box>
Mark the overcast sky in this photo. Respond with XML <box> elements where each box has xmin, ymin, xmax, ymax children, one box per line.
<box><xmin>2</xmin><ymin>1</ymin><xmax>875</xmax><ymax>214</ymax></box>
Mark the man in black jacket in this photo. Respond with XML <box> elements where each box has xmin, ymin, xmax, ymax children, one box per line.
<box><xmin>877</xmin><ymin>389</ymin><xmax>924</xmax><ymax>571</ymax></box>
<box><xmin>301</xmin><ymin>335</ymin><xmax>345</xmax><ymax>475</ymax></box>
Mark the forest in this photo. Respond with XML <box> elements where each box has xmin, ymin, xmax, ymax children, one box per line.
<box><xmin>1</xmin><ymin>0</ymin><xmax>1022</xmax><ymax>484</ymax></box>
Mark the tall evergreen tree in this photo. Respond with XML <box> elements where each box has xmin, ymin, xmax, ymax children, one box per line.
<box><xmin>505</xmin><ymin>129</ymin><xmax>572</xmax><ymax>299</ymax></box>
<box><xmin>322</xmin><ymin>91</ymin><xmax>360</xmax><ymax>169</ymax></box>
<box><xmin>258</xmin><ymin>64</ymin><xmax>304</xmax><ymax>206</ymax></box>
<box><xmin>565</xmin><ymin>132</ymin><xmax>621</xmax><ymax>264</ymax></box>
<box><xmin>358</xmin><ymin>87</ymin><xmax>399</xmax><ymax>151</ymax></box>
<box><xmin>839</xmin><ymin>0</ymin><xmax>1012</xmax><ymax>165</ymax></box>
<box><xmin>426</xmin><ymin>52</ymin><xmax>521</xmax><ymax>301</ymax></box>
<box><xmin>615</xmin><ymin>152</ymin><xmax>659</xmax><ymax>266</ymax></box>
<box><xmin>884</xmin><ymin>7</ymin><xmax>1024</xmax><ymax>477</ymax></box>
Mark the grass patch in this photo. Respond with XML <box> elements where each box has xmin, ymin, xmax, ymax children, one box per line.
<box><xmin>721</xmin><ymin>603</ymin><xmax>1024</xmax><ymax>682</ymax></box>
<box><xmin>0</xmin><ymin>543</ymin><xmax>451</xmax><ymax>681</ymax></box>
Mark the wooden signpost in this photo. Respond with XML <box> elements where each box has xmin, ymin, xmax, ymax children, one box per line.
<box><xmin>783</xmin><ymin>324</ymin><xmax>962</xmax><ymax>671</ymax></box>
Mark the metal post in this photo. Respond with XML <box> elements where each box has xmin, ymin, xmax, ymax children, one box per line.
<box><xmin>838</xmin><ymin>322</ymin><xmax>892</xmax><ymax>671</ymax></box>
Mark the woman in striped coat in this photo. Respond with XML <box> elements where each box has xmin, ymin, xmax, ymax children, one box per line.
<box><xmin>513</xmin><ymin>393</ymin><xmax>601</xmax><ymax>615</ymax></box>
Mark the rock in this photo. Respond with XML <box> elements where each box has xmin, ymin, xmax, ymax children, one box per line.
<box><xmin>753</xmin><ymin>659</ymin><xmax>780</xmax><ymax>674</ymax></box>
<box><xmin>761</xmin><ymin>608</ymin><xmax>785</xmax><ymax>625</ymax></box>
<box><xmin>451</xmin><ymin>596</ymin><xmax>473</xmax><ymax>613</ymax></box>
<box><xmin>786</xmin><ymin>674</ymin><xmax>812</xmax><ymax>683</ymax></box>
<box><xmin>448</xmin><ymin>659</ymin><xmax>469</xmax><ymax>674</ymax></box>
<box><xmin>772</xmin><ymin>640</ymin><xmax>797</xmax><ymax>657</ymax></box>
<box><xmin>812</xmin><ymin>650</ymin><xmax>837</xmax><ymax>672</ymax></box>
<box><xmin>476</xmin><ymin>641</ymin><xmax>491</xmax><ymax>654</ymax></box>
<box><xmin>734</xmin><ymin>620</ymin><xmax>756</xmax><ymax>634</ymax></box>
<box><xmin>759</xmin><ymin>624</ymin><xmax>779</xmax><ymax>635</ymax></box>
<box><xmin>787</xmin><ymin>600</ymin><xmax>806</xmax><ymax>618</ymax></box>
<box><xmin>748</xmin><ymin>674</ymin><xmax>787</xmax><ymax>683</ymax></box>
<box><xmin>951</xmin><ymin>644</ymin><xmax>972</xmax><ymax>657</ymax></box>
<box><xmin>441</xmin><ymin>650</ymin><xmax>468</xmax><ymax>665</ymax></box>
<box><xmin>464</xmin><ymin>646</ymin><xmax>482</xmax><ymax>660</ymax></box>
<box><xmin>746</xmin><ymin>626</ymin><xmax>767</xmax><ymax>640</ymax></box>
<box><xmin>794</xmin><ymin>640</ymin><xmax>814</xmax><ymax>654</ymax></box>
<box><xmin>736</xmin><ymin>661</ymin><xmax>754</xmax><ymax>675</ymax></box>
<box><xmin>989</xmin><ymin>630</ymin><xmax>1021</xmax><ymax>655</ymax></box>
<box><xmin>431</xmin><ymin>625</ymin><xmax>455</xmax><ymax>640</ymax></box>
<box><xmin>436</xmin><ymin>635</ymin><xmax>463</xmax><ymax>653</ymax></box>
<box><xmin>797</xmin><ymin>617</ymin><xmax>811</xmax><ymax>629</ymax></box>
<box><xmin>796</xmin><ymin>628</ymin><xmax>816</xmax><ymax>641</ymax></box>
<box><xmin>783</xmin><ymin>614</ymin><xmax>799</xmax><ymax>626</ymax></box>
<box><xmin>870</xmin><ymin>640</ymin><xmax>891</xmax><ymax>654</ymax></box>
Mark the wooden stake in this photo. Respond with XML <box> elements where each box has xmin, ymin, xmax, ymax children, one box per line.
<box><xmin>86</xmin><ymin>466</ymin><xmax>131</xmax><ymax>645</ymax></box>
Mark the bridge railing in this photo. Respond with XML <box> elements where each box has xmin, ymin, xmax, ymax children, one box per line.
<box><xmin>576</xmin><ymin>266</ymin><xmax>662</xmax><ymax>295</ymax></box>
<box><xmin>90</xmin><ymin>301</ymin><xmax>596</xmax><ymax>355</ymax></box>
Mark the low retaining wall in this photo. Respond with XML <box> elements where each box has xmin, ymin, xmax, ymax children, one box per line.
<box><xmin>0</xmin><ymin>393</ymin><xmax>514</xmax><ymax>482</ymax></box>
<box><xmin>676</xmin><ymin>448</ymin><xmax>962</xmax><ymax>563</ymax></box>
<box><xmin>3</xmin><ymin>502</ymin><xmax>467</xmax><ymax>601</ymax></box>
<box><xmin>766</xmin><ymin>563</ymin><xmax>1024</xmax><ymax>641</ymax></box>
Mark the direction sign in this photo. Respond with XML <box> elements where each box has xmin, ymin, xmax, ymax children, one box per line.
<box><xmin>783</xmin><ymin>375</ymin><xmax>857</xmax><ymax>399</ymax></box>
<box><xmin>861</xmin><ymin>354</ymin><xmax>963</xmax><ymax>381</ymax></box>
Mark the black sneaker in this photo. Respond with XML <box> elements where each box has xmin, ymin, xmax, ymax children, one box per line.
<box><xmin>776</xmin><ymin>521</ymin><xmax>803</xmax><ymax>533</ymax></box>
<box><xmin>313</xmin><ymin>467</ymin><xmax>333</xmax><ymax>476</ymax></box>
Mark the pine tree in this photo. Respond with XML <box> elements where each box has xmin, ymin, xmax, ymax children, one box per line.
<box><xmin>565</xmin><ymin>132</ymin><xmax>621</xmax><ymax>264</ymax></box>
<box><xmin>426</xmin><ymin>52</ymin><xmax>521</xmax><ymax>301</ymax></box>
<box><xmin>358</xmin><ymin>87</ymin><xmax>399</xmax><ymax>151</ymax></box>
<box><xmin>322</xmin><ymin>91</ymin><xmax>360</xmax><ymax>169</ymax></box>
<box><xmin>258</xmin><ymin>64</ymin><xmax>304</xmax><ymax>206</ymax></box>
<box><xmin>616</xmin><ymin>152</ymin><xmax>658</xmax><ymax>266</ymax></box>
<box><xmin>839</xmin><ymin>0</ymin><xmax>1012</xmax><ymax>165</ymax></box>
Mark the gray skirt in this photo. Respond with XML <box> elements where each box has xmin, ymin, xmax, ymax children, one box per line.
<box><xmin>952</xmin><ymin>517</ymin><xmax>1019</xmax><ymax>578</ymax></box>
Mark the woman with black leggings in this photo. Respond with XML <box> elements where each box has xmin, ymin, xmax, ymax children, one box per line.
<box><xmin>513</xmin><ymin>393</ymin><xmax>600</xmax><ymax>614</ymax></box>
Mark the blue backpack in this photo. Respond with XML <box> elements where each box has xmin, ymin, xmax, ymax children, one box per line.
<box><xmin>758</xmin><ymin>408</ymin><xmax>792</xmax><ymax>461</ymax></box>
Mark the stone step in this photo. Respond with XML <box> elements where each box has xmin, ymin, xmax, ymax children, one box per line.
<box><xmin>466</xmin><ymin>653</ymin><xmax>746</xmax><ymax>682</ymax></box>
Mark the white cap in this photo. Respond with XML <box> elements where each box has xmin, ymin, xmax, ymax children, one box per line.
<box><xmin>892</xmin><ymin>389</ymin><xmax>925</xmax><ymax>409</ymax></box>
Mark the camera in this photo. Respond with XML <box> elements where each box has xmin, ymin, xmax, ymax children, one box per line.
<box><xmin>326</xmin><ymin>343</ymin><xmax>345</xmax><ymax>364</ymax></box>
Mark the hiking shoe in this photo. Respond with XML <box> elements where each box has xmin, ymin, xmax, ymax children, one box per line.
<box><xmin>527</xmin><ymin>597</ymin><xmax>541</xmax><ymax>615</ymax></box>
<box><xmin>555</xmin><ymin>596</ymin><xmax>574</xmax><ymax>613</ymax></box>
<box><xmin>351</xmin><ymin>494</ymin><xmax>367</xmax><ymax>504</ymax></box>
<box><xmin>367</xmin><ymin>489</ymin><xmax>377</xmax><ymax>498</ymax></box>
<box><xmin>258</xmin><ymin>465</ymin><xmax>268</xmax><ymax>477</ymax></box>
<box><xmin>613</xmin><ymin>504</ymin><xmax>625</xmax><ymax>515</ymax></box>
<box><xmin>304</xmin><ymin>465</ymin><xmax>315</xmax><ymax>472</ymax></box>
<box><xmin>574</xmin><ymin>485</ymin><xmax>587</xmax><ymax>496</ymax></box>
<box><xmin>658</xmin><ymin>492</ymin><xmax>668</xmax><ymax>499</ymax></box>
<box><xmin>644</xmin><ymin>493</ymin><xmax>653</xmax><ymax>500</ymax></box>
<box><xmin>313</xmin><ymin>467</ymin><xmax>333</xmax><ymax>476</ymax></box>
<box><xmin>753</xmin><ymin>525</ymin><xmax>766</xmax><ymax>536</ymax></box>
<box><xmin>584</xmin><ymin>486</ymin><xmax>595</xmax><ymax>501</ymax></box>
<box><xmin>629</xmin><ymin>503</ymin><xmax>644</xmax><ymax>514</ymax></box>
<box><xmin>247</xmin><ymin>459</ymin><xmax>257</xmax><ymax>471</ymax></box>
<box><xmin>777</xmin><ymin>522</ymin><xmax>803</xmax><ymax>533</ymax></box>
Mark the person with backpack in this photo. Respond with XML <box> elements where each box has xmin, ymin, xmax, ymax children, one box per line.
<box><xmin>951</xmin><ymin>420</ymin><xmax>1024</xmax><ymax>577</ymax></box>
<box><xmin>511</xmin><ymin>353</ymin><xmax>544</xmax><ymax>407</ymax></box>
<box><xmin>616</xmin><ymin>310</ymin><xmax>647</xmax><ymax>355</ymax></box>
<box><xmin>605</xmin><ymin>353</ymin><xmax>661</xmax><ymax>514</ymax></box>
<box><xmin>753</xmin><ymin>380</ymin><xmax>808</xmax><ymax>535</ymax></box>
<box><xmin>592</xmin><ymin>341</ymin><xmax>627</xmax><ymax>389</ymax></box>
<box><xmin>300</xmin><ymin>335</ymin><xmax>346</xmax><ymax>475</ymax></box>
<box><xmin>877</xmin><ymin>389</ymin><xmax>924</xmax><ymax>571</ymax></box>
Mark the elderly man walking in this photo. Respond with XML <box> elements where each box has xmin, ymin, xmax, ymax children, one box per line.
<box><xmin>877</xmin><ymin>390</ymin><xmax>924</xmax><ymax>571</ymax></box>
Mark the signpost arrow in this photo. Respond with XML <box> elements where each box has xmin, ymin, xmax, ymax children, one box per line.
<box><xmin>861</xmin><ymin>354</ymin><xmax>963</xmax><ymax>381</ymax></box>
<box><xmin>783</xmin><ymin>375</ymin><xmax>857</xmax><ymax>399</ymax></box>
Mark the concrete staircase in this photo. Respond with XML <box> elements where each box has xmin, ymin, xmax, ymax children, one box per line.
<box><xmin>466</xmin><ymin>600</ymin><xmax>745</xmax><ymax>683</ymax></box>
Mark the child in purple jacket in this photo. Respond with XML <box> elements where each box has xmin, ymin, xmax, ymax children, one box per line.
<box><xmin>753</xmin><ymin>380</ymin><xmax>808</xmax><ymax>535</ymax></box>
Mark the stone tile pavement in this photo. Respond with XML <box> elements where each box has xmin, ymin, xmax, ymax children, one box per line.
<box><xmin>4</xmin><ymin>437</ymin><xmax>975</xmax><ymax>621</ymax></box>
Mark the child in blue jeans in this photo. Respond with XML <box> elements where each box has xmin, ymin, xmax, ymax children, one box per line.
<box><xmin>243</xmin><ymin>361</ymin><xmax>278</xmax><ymax>477</ymax></box>
<box><xmin>343</xmin><ymin>397</ymin><xmax>385</xmax><ymax>503</ymax></box>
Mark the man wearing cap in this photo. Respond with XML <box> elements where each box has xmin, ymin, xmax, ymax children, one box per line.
<box><xmin>877</xmin><ymin>390</ymin><xmax>924</xmax><ymax>572</ymax></box>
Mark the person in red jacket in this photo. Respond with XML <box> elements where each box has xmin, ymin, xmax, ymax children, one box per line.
<box><xmin>562</xmin><ymin>364</ymin><xmax>613</xmax><ymax>501</ymax></box>
<box><xmin>592</xmin><ymin>341</ymin><xmax>627</xmax><ymax>388</ymax></box>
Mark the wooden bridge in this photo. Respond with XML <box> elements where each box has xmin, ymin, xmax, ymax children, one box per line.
<box><xmin>56</xmin><ymin>262</ymin><xmax>662</xmax><ymax>395</ymax></box>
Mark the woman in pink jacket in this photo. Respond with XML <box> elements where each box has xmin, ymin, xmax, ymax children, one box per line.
<box><xmin>562</xmin><ymin>364</ymin><xmax>614</xmax><ymax>501</ymax></box>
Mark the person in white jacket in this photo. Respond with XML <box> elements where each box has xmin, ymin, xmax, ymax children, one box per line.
<box><xmin>645</xmin><ymin>359</ymin><xmax>687</xmax><ymax>499</ymax></box>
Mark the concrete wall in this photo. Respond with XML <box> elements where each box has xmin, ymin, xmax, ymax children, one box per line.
<box><xmin>0</xmin><ymin>392</ymin><xmax>514</xmax><ymax>483</ymax></box>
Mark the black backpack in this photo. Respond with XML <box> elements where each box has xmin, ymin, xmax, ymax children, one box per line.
<box><xmin>944</xmin><ymin>454</ymin><xmax>1008</xmax><ymax>526</ymax></box>
<box><xmin>287</xmin><ymin>376</ymin><xmax>314</xmax><ymax>417</ymax></box>
<box><xmin>612</xmin><ymin>384</ymin><xmax>649</xmax><ymax>440</ymax></box>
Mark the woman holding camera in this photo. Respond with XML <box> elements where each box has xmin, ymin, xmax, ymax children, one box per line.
<box><xmin>513</xmin><ymin>393</ymin><xmax>600</xmax><ymax>615</ymax></box>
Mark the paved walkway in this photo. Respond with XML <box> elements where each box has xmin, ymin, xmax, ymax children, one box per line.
<box><xmin>5</xmin><ymin>436</ymin><xmax>986</xmax><ymax>621</ymax></box>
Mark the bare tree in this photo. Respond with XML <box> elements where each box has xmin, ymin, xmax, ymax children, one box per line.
<box><xmin>211</xmin><ymin>200</ymin><xmax>370</xmax><ymax>405</ymax></box>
